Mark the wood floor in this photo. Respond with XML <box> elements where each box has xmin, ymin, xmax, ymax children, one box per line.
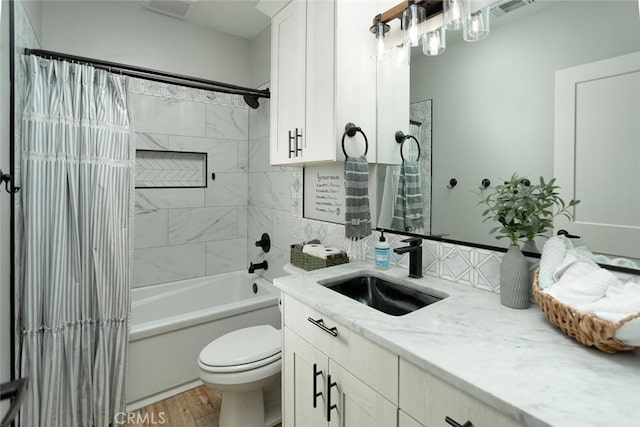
<box><xmin>124</xmin><ymin>386</ymin><xmax>282</xmax><ymax>427</ymax></box>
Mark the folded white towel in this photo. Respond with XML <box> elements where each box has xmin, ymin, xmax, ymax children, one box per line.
<box><xmin>616</xmin><ymin>317</ymin><xmax>640</xmax><ymax>346</ymax></box>
<box><xmin>552</xmin><ymin>252</ymin><xmax>599</xmax><ymax>284</ymax></box>
<box><xmin>578</xmin><ymin>281</ymin><xmax>640</xmax><ymax>323</ymax></box>
<box><xmin>539</xmin><ymin>237</ymin><xmax>567</xmax><ymax>289</ymax></box>
<box><xmin>544</xmin><ymin>268</ymin><xmax>620</xmax><ymax>306</ymax></box>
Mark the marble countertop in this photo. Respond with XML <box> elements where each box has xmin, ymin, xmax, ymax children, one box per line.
<box><xmin>273</xmin><ymin>262</ymin><xmax>640</xmax><ymax>427</ymax></box>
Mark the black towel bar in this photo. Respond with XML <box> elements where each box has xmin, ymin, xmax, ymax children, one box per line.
<box><xmin>341</xmin><ymin>123</ymin><xmax>368</xmax><ymax>159</ymax></box>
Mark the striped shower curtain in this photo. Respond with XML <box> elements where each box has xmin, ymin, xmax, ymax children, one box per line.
<box><xmin>19</xmin><ymin>55</ymin><xmax>134</xmax><ymax>427</ymax></box>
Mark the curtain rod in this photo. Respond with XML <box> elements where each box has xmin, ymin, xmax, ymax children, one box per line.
<box><xmin>24</xmin><ymin>49</ymin><xmax>270</xmax><ymax>99</ymax></box>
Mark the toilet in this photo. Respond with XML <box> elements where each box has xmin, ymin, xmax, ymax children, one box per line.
<box><xmin>197</xmin><ymin>324</ymin><xmax>282</xmax><ymax>427</ymax></box>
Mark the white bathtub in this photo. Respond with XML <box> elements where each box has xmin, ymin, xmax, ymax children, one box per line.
<box><xmin>126</xmin><ymin>271</ymin><xmax>281</xmax><ymax>409</ymax></box>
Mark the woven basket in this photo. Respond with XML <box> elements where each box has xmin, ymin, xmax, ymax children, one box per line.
<box><xmin>532</xmin><ymin>269</ymin><xmax>640</xmax><ymax>353</ymax></box>
<box><xmin>290</xmin><ymin>244</ymin><xmax>349</xmax><ymax>271</ymax></box>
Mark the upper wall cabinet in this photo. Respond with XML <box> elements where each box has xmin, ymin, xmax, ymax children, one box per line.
<box><xmin>269</xmin><ymin>0</ymin><xmax>378</xmax><ymax>166</ymax></box>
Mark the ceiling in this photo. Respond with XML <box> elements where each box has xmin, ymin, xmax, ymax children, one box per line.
<box><xmin>122</xmin><ymin>0</ymin><xmax>271</xmax><ymax>40</ymax></box>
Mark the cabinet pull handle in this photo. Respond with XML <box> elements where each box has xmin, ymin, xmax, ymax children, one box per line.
<box><xmin>294</xmin><ymin>128</ymin><xmax>302</xmax><ymax>156</ymax></box>
<box><xmin>313</xmin><ymin>363</ymin><xmax>323</xmax><ymax>409</ymax></box>
<box><xmin>307</xmin><ymin>317</ymin><xmax>338</xmax><ymax>337</ymax></box>
<box><xmin>288</xmin><ymin>130</ymin><xmax>296</xmax><ymax>158</ymax></box>
<box><xmin>445</xmin><ymin>416</ymin><xmax>474</xmax><ymax>427</ymax></box>
<box><xmin>326</xmin><ymin>374</ymin><xmax>338</xmax><ymax>422</ymax></box>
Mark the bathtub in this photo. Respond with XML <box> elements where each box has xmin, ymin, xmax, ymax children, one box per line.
<box><xmin>126</xmin><ymin>271</ymin><xmax>281</xmax><ymax>409</ymax></box>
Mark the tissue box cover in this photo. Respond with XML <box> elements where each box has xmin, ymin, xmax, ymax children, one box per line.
<box><xmin>290</xmin><ymin>244</ymin><xmax>349</xmax><ymax>271</ymax></box>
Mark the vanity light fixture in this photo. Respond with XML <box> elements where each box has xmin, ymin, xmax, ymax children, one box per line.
<box><xmin>371</xmin><ymin>0</ymin><xmax>491</xmax><ymax>59</ymax></box>
<box><xmin>423</xmin><ymin>26</ymin><xmax>446</xmax><ymax>56</ymax></box>
<box><xmin>370</xmin><ymin>14</ymin><xmax>391</xmax><ymax>60</ymax></box>
<box><xmin>463</xmin><ymin>7</ymin><xmax>490</xmax><ymax>42</ymax></box>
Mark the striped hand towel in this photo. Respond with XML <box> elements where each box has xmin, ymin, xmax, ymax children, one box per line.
<box><xmin>344</xmin><ymin>155</ymin><xmax>372</xmax><ymax>239</ymax></box>
<box><xmin>391</xmin><ymin>159</ymin><xmax>423</xmax><ymax>232</ymax></box>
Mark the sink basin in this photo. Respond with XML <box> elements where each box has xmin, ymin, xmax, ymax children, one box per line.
<box><xmin>323</xmin><ymin>275</ymin><xmax>445</xmax><ymax>316</ymax></box>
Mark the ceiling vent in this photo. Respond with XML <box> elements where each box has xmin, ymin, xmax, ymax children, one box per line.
<box><xmin>491</xmin><ymin>0</ymin><xmax>536</xmax><ymax>17</ymax></box>
<box><xmin>143</xmin><ymin>0</ymin><xmax>198</xmax><ymax>20</ymax></box>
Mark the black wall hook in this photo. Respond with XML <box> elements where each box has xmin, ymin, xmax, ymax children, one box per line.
<box><xmin>479</xmin><ymin>178</ymin><xmax>491</xmax><ymax>190</ymax></box>
<box><xmin>447</xmin><ymin>178</ymin><xmax>458</xmax><ymax>189</ymax></box>
<box><xmin>0</xmin><ymin>169</ymin><xmax>20</xmax><ymax>194</ymax></box>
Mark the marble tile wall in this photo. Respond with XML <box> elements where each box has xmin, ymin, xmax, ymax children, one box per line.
<box><xmin>131</xmin><ymin>78</ymin><xmax>249</xmax><ymax>287</ymax></box>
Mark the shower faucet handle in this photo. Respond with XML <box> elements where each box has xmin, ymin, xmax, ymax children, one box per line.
<box><xmin>254</xmin><ymin>233</ymin><xmax>271</xmax><ymax>253</ymax></box>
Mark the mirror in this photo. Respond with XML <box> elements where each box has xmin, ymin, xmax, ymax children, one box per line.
<box><xmin>376</xmin><ymin>0</ymin><xmax>640</xmax><ymax>269</ymax></box>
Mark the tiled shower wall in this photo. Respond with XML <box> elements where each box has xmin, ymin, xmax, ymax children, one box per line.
<box><xmin>131</xmin><ymin>79</ymin><xmax>249</xmax><ymax>287</ymax></box>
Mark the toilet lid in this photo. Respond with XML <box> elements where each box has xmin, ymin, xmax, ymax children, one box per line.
<box><xmin>199</xmin><ymin>325</ymin><xmax>281</xmax><ymax>368</ymax></box>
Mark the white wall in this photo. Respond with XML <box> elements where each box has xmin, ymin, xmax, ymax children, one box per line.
<box><xmin>410</xmin><ymin>0</ymin><xmax>640</xmax><ymax>247</ymax></box>
<box><xmin>41</xmin><ymin>0</ymin><xmax>253</xmax><ymax>87</ymax></box>
<box><xmin>250</xmin><ymin>25</ymin><xmax>271</xmax><ymax>89</ymax></box>
<box><xmin>20</xmin><ymin>0</ymin><xmax>41</xmax><ymax>42</ymax></box>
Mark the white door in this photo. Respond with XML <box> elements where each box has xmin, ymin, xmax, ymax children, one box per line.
<box><xmin>554</xmin><ymin>52</ymin><xmax>640</xmax><ymax>260</ymax></box>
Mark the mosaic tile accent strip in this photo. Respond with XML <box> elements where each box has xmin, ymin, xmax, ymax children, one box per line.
<box><xmin>135</xmin><ymin>150</ymin><xmax>207</xmax><ymax>188</ymax></box>
<box><xmin>129</xmin><ymin>77</ymin><xmax>249</xmax><ymax>109</ymax></box>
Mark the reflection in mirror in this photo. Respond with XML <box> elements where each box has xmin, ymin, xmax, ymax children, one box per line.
<box><xmin>377</xmin><ymin>100</ymin><xmax>433</xmax><ymax>234</ymax></box>
<box><xmin>376</xmin><ymin>0</ymin><xmax>640</xmax><ymax>269</ymax></box>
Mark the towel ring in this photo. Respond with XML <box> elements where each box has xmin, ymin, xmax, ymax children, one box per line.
<box><xmin>395</xmin><ymin>130</ymin><xmax>421</xmax><ymax>162</ymax></box>
<box><xmin>341</xmin><ymin>123</ymin><xmax>368</xmax><ymax>159</ymax></box>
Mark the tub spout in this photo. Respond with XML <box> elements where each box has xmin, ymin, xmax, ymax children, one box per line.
<box><xmin>248</xmin><ymin>261</ymin><xmax>268</xmax><ymax>274</ymax></box>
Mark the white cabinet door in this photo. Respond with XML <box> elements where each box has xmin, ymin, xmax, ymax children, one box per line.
<box><xmin>327</xmin><ymin>360</ymin><xmax>397</xmax><ymax>427</ymax></box>
<box><xmin>271</xmin><ymin>0</ymin><xmax>306</xmax><ymax>165</ymax></box>
<box><xmin>283</xmin><ymin>327</ymin><xmax>328</xmax><ymax>427</ymax></box>
<box><xmin>554</xmin><ymin>52</ymin><xmax>640</xmax><ymax>259</ymax></box>
<box><xmin>302</xmin><ymin>0</ymin><xmax>335</xmax><ymax>163</ymax></box>
<box><xmin>399</xmin><ymin>410</ymin><xmax>424</xmax><ymax>427</ymax></box>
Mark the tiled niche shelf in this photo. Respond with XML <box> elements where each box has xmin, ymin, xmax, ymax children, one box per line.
<box><xmin>135</xmin><ymin>149</ymin><xmax>208</xmax><ymax>189</ymax></box>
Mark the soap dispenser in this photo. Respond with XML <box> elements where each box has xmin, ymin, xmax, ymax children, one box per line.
<box><xmin>375</xmin><ymin>231</ymin><xmax>391</xmax><ymax>270</ymax></box>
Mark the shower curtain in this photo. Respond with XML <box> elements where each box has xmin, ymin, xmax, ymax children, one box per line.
<box><xmin>19</xmin><ymin>55</ymin><xmax>134</xmax><ymax>427</ymax></box>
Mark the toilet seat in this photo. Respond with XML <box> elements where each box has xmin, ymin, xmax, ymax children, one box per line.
<box><xmin>199</xmin><ymin>325</ymin><xmax>281</xmax><ymax>373</ymax></box>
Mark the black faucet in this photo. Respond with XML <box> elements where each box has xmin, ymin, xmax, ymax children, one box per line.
<box><xmin>248</xmin><ymin>261</ymin><xmax>268</xmax><ymax>274</ymax></box>
<box><xmin>393</xmin><ymin>237</ymin><xmax>423</xmax><ymax>278</ymax></box>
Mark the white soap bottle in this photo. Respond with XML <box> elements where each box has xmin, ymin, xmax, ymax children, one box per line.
<box><xmin>375</xmin><ymin>232</ymin><xmax>391</xmax><ymax>270</ymax></box>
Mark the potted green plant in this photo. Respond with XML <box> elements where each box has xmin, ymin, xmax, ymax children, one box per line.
<box><xmin>479</xmin><ymin>174</ymin><xmax>579</xmax><ymax>308</ymax></box>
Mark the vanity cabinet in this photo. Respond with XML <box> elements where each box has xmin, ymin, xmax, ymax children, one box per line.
<box><xmin>269</xmin><ymin>0</ymin><xmax>377</xmax><ymax>166</ymax></box>
<box><xmin>399</xmin><ymin>359</ymin><xmax>523</xmax><ymax>427</ymax></box>
<box><xmin>282</xmin><ymin>294</ymin><xmax>398</xmax><ymax>426</ymax></box>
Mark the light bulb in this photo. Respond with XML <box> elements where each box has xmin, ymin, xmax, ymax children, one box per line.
<box><xmin>422</xmin><ymin>27</ymin><xmax>446</xmax><ymax>56</ymax></box>
<box><xmin>463</xmin><ymin>7</ymin><xmax>490</xmax><ymax>42</ymax></box>
<box><xmin>403</xmin><ymin>3</ymin><xmax>426</xmax><ymax>47</ymax></box>
<box><xmin>376</xmin><ymin>37</ymin><xmax>386</xmax><ymax>60</ymax></box>
<box><xmin>444</xmin><ymin>0</ymin><xmax>469</xmax><ymax>31</ymax></box>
